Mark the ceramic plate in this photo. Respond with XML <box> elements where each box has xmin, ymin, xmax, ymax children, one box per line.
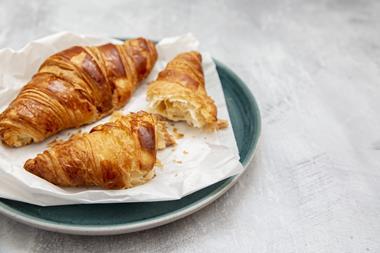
<box><xmin>0</xmin><ymin>59</ymin><xmax>261</xmax><ymax>235</ymax></box>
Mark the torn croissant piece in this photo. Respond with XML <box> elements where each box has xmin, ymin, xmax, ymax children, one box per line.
<box><xmin>146</xmin><ymin>51</ymin><xmax>228</xmax><ymax>130</ymax></box>
<box><xmin>24</xmin><ymin>111</ymin><xmax>175</xmax><ymax>189</ymax></box>
<box><xmin>0</xmin><ymin>38</ymin><xmax>157</xmax><ymax>147</ymax></box>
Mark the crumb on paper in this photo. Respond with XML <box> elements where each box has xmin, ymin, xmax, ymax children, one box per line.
<box><xmin>175</xmin><ymin>132</ymin><xmax>184</xmax><ymax>139</ymax></box>
<box><xmin>67</xmin><ymin>129</ymin><xmax>82</xmax><ymax>139</ymax></box>
<box><xmin>155</xmin><ymin>159</ymin><xmax>164</xmax><ymax>168</ymax></box>
<box><xmin>48</xmin><ymin>138</ymin><xmax>64</xmax><ymax>147</ymax></box>
<box><xmin>172</xmin><ymin>127</ymin><xmax>184</xmax><ymax>139</ymax></box>
<box><xmin>66</xmin><ymin>130</ymin><xmax>81</xmax><ymax>136</ymax></box>
<box><xmin>171</xmin><ymin>148</ymin><xmax>176</xmax><ymax>152</ymax></box>
<box><xmin>183</xmin><ymin>150</ymin><xmax>188</xmax><ymax>155</ymax></box>
<box><xmin>216</xmin><ymin>119</ymin><xmax>229</xmax><ymax>129</ymax></box>
<box><xmin>172</xmin><ymin>159</ymin><xmax>182</xmax><ymax>164</ymax></box>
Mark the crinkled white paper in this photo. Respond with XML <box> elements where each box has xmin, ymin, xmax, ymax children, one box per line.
<box><xmin>0</xmin><ymin>32</ymin><xmax>243</xmax><ymax>206</ymax></box>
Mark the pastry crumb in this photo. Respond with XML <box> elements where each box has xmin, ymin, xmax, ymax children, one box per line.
<box><xmin>155</xmin><ymin>159</ymin><xmax>164</xmax><ymax>168</ymax></box>
<box><xmin>172</xmin><ymin>159</ymin><xmax>182</xmax><ymax>164</ymax></box>
<box><xmin>48</xmin><ymin>138</ymin><xmax>64</xmax><ymax>147</ymax></box>
<box><xmin>67</xmin><ymin>130</ymin><xmax>82</xmax><ymax>139</ymax></box>
<box><xmin>172</xmin><ymin>127</ymin><xmax>184</xmax><ymax>139</ymax></box>
<box><xmin>216</xmin><ymin>120</ymin><xmax>229</xmax><ymax>129</ymax></box>
<box><xmin>175</xmin><ymin>132</ymin><xmax>184</xmax><ymax>139</ymax></box>
<box><xmin>183</xmin><ymin>150</ymin><xmax>188</xmax><ymax>155</ymax></box>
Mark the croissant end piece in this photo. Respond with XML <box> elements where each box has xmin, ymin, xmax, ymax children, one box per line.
<box><xmin>0</xmin><ymin>38</ymin><xmax>157</xmax><ymax>147</ymax></box>
<box><xmin>146</xmin><ymin>51</ymin><xmax>227</xmax><ymax>130</ymax></box>
<box><xmin>24</xmin><ymin>111</ymin><xmax>175</xmax><ymax>189</ymax></box>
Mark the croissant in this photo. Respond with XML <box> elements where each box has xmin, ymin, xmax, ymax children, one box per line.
<box><xmin>24</xmin><ymin>111</ymin><xmax>175</xmax><ymax>189</ymax></box>
<box><xmin>0</xmin><ymin>38</ymin><xmax>157</xmax><ymax>147</ymax></box>
<box><xmin>146</xmin><ymin>51</ymin><xmax>227</xmax><ymax>129</ymax></box>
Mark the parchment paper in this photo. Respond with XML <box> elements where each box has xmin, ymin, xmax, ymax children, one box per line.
<box><xmin>0</xmin><ymin>32</ymin><xmax>243</xmax><ymax>206</ymax></box>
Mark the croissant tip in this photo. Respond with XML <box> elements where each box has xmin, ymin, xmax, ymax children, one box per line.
<box><xmin>24</xmin><ymin>155</ymin><xmax>59</xmax><ymax>186</ymax></box>
<box><xmin>24</xmin><ymin>158</ymin><xmax>38</xmax><ymax>174</ymax></box>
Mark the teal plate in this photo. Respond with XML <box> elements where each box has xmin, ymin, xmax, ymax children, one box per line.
<box><xmin>0</xmin><ymin>59</ymin><xmax>261</xmax><ymax>235</ymax></box>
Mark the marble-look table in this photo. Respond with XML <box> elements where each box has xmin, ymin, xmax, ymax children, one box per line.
<box><xmin>0</xmin><ymin>0</ymin><xmax>379</xmax><ymax>252</ymax></box>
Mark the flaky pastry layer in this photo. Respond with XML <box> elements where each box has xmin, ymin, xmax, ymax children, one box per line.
<box><xmin>0</xmin><ymin>38</ymin><xmax>157</xmax><ymax>147</ymax></box>
<box><xmin>24</xmin><ymin>111</ymin><xmax>174</xmax><ymax>189</ymax></box>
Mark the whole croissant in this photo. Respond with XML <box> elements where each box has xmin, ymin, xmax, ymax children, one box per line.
<box><xmin>146</xmin><ymin>51</ymin><xmax>227</xmax><ymax>129</ymax></box>
<box><xmin>0</xmin><ymin>38</ymin><xmax>157</xmax><ymax>147</ymax></box>
<box><xmin>24</xmin><ymin>111</ymin><xmax>175</xmax><ymax>189</ymax></box>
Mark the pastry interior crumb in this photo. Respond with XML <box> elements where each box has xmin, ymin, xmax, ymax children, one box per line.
<box><xmin>149</xmin><ymin>98</ymin><xmax>205</xmax><ymax>128</ymax></box>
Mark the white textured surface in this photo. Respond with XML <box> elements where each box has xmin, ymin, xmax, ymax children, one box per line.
<box><xmin>0</xmin><ymin>0</ymin><xmax>380</xmax><ymax>252</ymax></box>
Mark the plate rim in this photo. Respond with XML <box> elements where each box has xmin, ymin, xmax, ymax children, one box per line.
<box><xmin>0</xmin><ymin>59</ymin><xmax>261</xmax><ymax>235</ymax></box>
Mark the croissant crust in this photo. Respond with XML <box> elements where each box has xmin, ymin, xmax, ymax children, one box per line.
<box><xmin>24</xmin><ymin>111</ymin><xmax>174</xmax><ymax>189</ymax></box>
<box><xmin>0</xmin><ymin>38</ymin><xmax>157</xmax><ymax>147</ymax></box>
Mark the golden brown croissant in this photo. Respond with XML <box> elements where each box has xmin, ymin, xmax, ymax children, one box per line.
<box><xmin>24</xmin><ymin>111</ymin><xmax>175</xmax><ymax>189</ymax></box>
<box><xmin>0</xmin><ymin>38</ymin><xmax>157</xmax><ymax>147</ymax></box>
<box><xmin>146</xmin><ymin>51</ymin><xmax>227</xmax><ymax>129</ymax></box>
